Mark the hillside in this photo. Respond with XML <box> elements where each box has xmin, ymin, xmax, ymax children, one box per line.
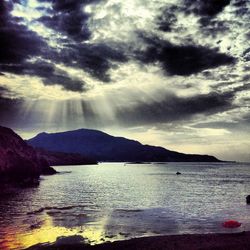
<box><xmin>27</xmin><ymin>128</ymin><xmax>220</xmax><ymax>162</ymax></box>
<box><xmin>0</xmin><ymin>126</ymin><xmax>56</xmax><ymax>183</ymax></box>
<box><xmin>36</xmin><ymin>149</ymin><xmax>97</xmax><ymax>166</ymax></box>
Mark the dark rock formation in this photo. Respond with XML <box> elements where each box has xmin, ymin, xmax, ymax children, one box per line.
<box><xmin>0</xmin><ymin>126</ymin><xmax>56</xmax><ymax>183</ymax></box>
<box><xmin>27</xmin><ymin>128</ymin><xmax>221</xmax><ymax>162</ymax></box>
<box><xmin>176</xmin><ymin>172</ymin><xmax>181</xmax><ymax>175</ymax></box>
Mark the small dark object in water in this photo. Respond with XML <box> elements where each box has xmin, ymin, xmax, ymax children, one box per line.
<box><xmin>246</xmin><ymin>195</ymin><xmax>250</xmax><ymax>204</ymax></box>
<box><xmin>176</xmin><ymin>172</ymin><xmax>181</xmax><ymax>175</ymax></box>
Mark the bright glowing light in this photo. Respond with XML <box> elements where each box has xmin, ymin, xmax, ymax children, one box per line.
<box><xmin>2</xmin><ymin>214</ymin><xmax>123</xmax><ymax>250</ymax></box>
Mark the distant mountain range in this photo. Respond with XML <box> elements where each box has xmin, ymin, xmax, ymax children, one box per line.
<box><xmin>27</xmin><ymin>128</ymin><xmax>221</xmax><ymax>162</ymax></box>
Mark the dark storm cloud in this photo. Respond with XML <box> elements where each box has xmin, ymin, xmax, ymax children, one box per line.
<box><xmin>57</xmin><ymin>43</ymin><xmax>127</xmax><ymax>82</ymax></box>
<box><xmin>0</xmin><ymin>0</ymin><xmax>80</xmax><ymax>92</ymax></box>
<box><xmin>199</xmin><ymin>19</ymin><xmax>230</xmax><ymax>36</ymax></box>
<box><xmin>232</xmin><ymin>83</ymin><xmax>250</xmax><ymax>93</ymax></box>
<box><xmin>0</xmin><ymin>57</ymin><xmax>87</xmax><ymax>92</ymax></box>
<box><xmin>37</xmin><ymin>0</ymin><xmax>102</xmax><ymax>41</ymax></box>
<box><xmin>0</xmin><ymin>1</ymin><xmax>81</xmax><ymax>91</ymax></box>
<box><xmin>42</xmin><ymin>74</ymin><xmax>86</xmax><ymax>92</ymax></box>
<box><xmin>0</xmin><ymin>1</ymin><xmax>46</xmax><ymax>65</ymax></box>
<box><xmin>52</xmin><ymin>0</ymin><xmax>101</xmax><ymax>12</ymax></box>
<box><xmin>184</xmin><ymin>0</ymin><xmax>231</xmax><ymax>17</ymax></box>
<box><xmin>233</xmin><ymin>0</ymin><xmax>248</xmax><ymax>8</ymax></box>
<box><xmin>156</xmin><ymin>0</ymin><xmax>232</xmax><ymax>37</ymax></box>
<box><xmin>137</xmin><ymin>35</ymin><xmax>235</xmax><ymax>76</ymax></box>
<box><xmin>243</xmin><ymin>48</ymin><xmax>250</xmax><ymax>61</ymax></box>
<box><xmin>36</xmin><ymin>0</ymin><xmax>128</xmax><ymax>83</ymax></box>
<box><xmin>156</xmin><ymin>6</ymin><xmax>178</xmax><ymax>32</ymax></box>
<box><xmin>0</xmin><ymin>86</ymin><xmax>10</xmax><ymax>96</ymax></box>
<box><xmin>41</xmin><ymin>42</ymin><xmax>127</xmax><ymax>84</ymax></box>
<box><xmin>241</xmin><ymin>74</ymin><xmax>250</xmax><ymax>82</ymax></box>
<box><xmin>157</xmin><ymin>0</ymin><xmax>232</xmax><ymax>37</ymax></box>
<box><xmin>32</xmin><ymin>60</ymin><xmax>87</xmax><ymax>92</ymax></box>
<box><xmin>116</xmin><ymin>92</ymin><xmax>235</xmax><ymax>125</ymax></box>
<box><xmin>38</xmin><ymin>11</ymin><xmax>91</xmax><ymax>41</ymax></box>
<box><xmin>0</xmin><ymin>0</ymin><xmax>127</xmax><ymax>91</ymax></box>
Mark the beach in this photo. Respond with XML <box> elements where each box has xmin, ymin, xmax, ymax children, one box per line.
<box><xmin>26</xmin><ymin>232</ymin><xmax>250</xmax><ymax>250</ymax></box>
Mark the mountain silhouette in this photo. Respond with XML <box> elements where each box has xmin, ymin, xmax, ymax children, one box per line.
<box><xmin>27</xmin><ymin>128</ymin><xmax>220</xmax><ymax>162</ymax></box>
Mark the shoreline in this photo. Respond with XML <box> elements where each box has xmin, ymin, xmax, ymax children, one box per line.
<box><xmin>26</xmin><ymin>231</ymin><xmax>250</xmax><ymax>250</ymax></box>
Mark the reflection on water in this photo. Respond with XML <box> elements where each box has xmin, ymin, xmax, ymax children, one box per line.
<box><xmin>1</xmin><ymin>162</ymin><xmax>250</xmax><ymax>249</ymax></box>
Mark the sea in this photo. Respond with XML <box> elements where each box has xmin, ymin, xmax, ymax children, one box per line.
<box><xmin>1</xmin><ymin>162</ymin><xmax>250</xmax><ymax>250</ymax></box>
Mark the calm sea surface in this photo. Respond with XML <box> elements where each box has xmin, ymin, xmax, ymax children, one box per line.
<box><xmin>1</xmin><ymin>162</ymin><xmax>250</xmax><ymax>249</ymax></box>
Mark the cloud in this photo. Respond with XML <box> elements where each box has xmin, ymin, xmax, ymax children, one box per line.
<box><xmin>184</xmin><ymin>0</ymin><xmax>231</xmax><ymax>17</ymax></box>
<box><xmin>36</xmin><ymin>0</ymin><xmax>128</xmax><ymax>83</ymax></box>
<box><xmin>0</xmin><ymin>86</ymin><xmax>12</xmax><ymax>98</ymax></box>
<box><xmin>0</xmin><ymin>1</ymin><xmax>83</xmax><ymax>91</ymax></box>
<box><xmin>154</xmin><ymin>0</ymin><xmax>232</xmax><ymax>38</ymax></box>
<box><xmin>37</xmin><ymin>7</ymin><xmax>90</xmax><ymax>41</ymax></box>
<box><xmin>38</xmin><ymin>1</ymin><xmax>129</xmax><ymax>83</ymax></box>
<box><xmin>116</xmin><ymin>91</ymin><xmax>235</xmax><ymax>125</ymax></box>
<box><xmin>58</xmin><ymin>43</ymin><xmax>128</xmax><ymax>82</ymax></box>
<box><xmin>0</xmin><ymin>59</ymin><xmax>87</xmax><ymax>92</ymax></box>
<box><xmin>243</xmin><ymin>48</ymin><xmax>250</xmax><ymax>61</ymax></box>
<box><xmin>233</xmin><ymin>0</ymin><xmax>248</xmax><ymax>8</ymax></box>
<box><xmin>199</xmin><ymin>19</ymin><xmax>230</xmax><ymax>36</ymax></box>
<box><xmin>0</xmin><ymin>0</ymin><xmax>127</xmax><ymax>92</ymax></box>
<box><xmin>0</xmin><ymin>1</ymin><xmax>46</xmax><ymax>65</ymax></box>
<box><xmin>137</xmin><ymin>35</ymin><xmax>235</xmax><ymax>76</ymax></box>
<box><xmin>156</xmin><ymin>5</ymin><xmax>178</xmax><ymax>32</ymax></box>
<box><xmin>37</xmin><ymin>0</ymin><xmax>105</xmax><ymax>42</ymax></box>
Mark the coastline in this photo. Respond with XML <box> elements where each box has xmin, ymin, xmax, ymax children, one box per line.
<box><xmin>26</xmin><ymin>231</ymin><xmax>250</xmax><ymax>250</ymax></box>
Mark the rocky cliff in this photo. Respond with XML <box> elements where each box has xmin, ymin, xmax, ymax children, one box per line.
<box><xmin>0</xmin><ymin>126</ymin><xmax>56</xmax><ymax>182</ymax></box>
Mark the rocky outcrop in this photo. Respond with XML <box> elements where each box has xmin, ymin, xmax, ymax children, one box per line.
<box><xmin>0</xmin><ymin>126</ymin><xmax>56</xmax><ymax>183</ymax></box>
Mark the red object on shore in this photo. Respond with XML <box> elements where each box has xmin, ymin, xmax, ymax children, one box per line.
<box><xmin>222</xmin><ymin>220</ymin><xmax>241</xmax><ymax>228</ymax></box>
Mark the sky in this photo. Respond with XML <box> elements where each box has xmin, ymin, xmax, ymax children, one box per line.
<box><xmin>0</xmin><ymin>0</ymin><xmax>249</xmax><ymax>161</ymax></box>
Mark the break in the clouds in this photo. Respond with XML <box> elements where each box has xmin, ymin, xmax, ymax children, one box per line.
<box><xmin>0</xmin><ymin>0</ymin><xmax>250</xmax><ymax>161</ymax></box>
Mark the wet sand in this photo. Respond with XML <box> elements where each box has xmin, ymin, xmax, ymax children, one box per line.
<box><xmin>26</xmin><ymin>231</ymin><xmax>250</xmax><ymax>250</ymax></box>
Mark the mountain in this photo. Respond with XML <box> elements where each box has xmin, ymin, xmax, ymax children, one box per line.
<box><xmin>36</xmin><ymin>149</ymin><xmax>97</xmax><ymax>166</ymax></box>
<box><xmin>27</xmin><ymin>128</ymin><xmax>220</xmax><ymax>162</ymax></box>
<box><xmin>0</xmin><ymin>126</ymin><xmax>56</xmax><ymax>183</ymax></box>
